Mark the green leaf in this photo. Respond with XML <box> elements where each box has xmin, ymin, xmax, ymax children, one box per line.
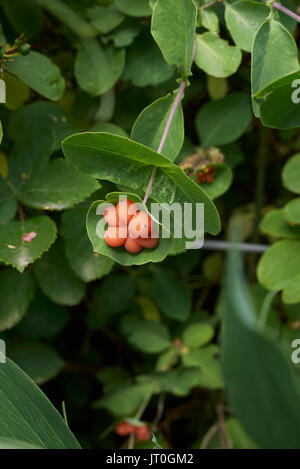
<box><xmin>251</xmin><ymin>18</ymin><xmax>299</xmax><ymax>98</ymax></box>
<box><xmin>223</xmin><ymin>247</ymin><xmax>300</xmax><ymax>448</ymax></box>
<box><xmin>96</xmin><ymin>274</ymin><xmax>135</xmax><ymax>314</ymax></box>
<box><xmin>198</xmin><ymin>8</ymin><xmax>219</xmax><ymax>33</ymax></box>
<box><xmin>122</xmin><ymin>36</ymin><xmax>175</xmax><ymax>87</ymax></box>
<box><xmin>260</xmin><ymin>209</ymin><xmax>300</xmax><ymax>239</ymax></box>
<box><xmin>258</xmin><ymin>71</ymin><xmax>300</xmax><ymax>129</ymax></box>
<box><xmin>91</xmin><ymin>121</ymin><xmax>128</xmax><ymax>137</ymax></box>
<box><xmin>87</xmin><ymin>5</ymin><xmax>124</xmax><ymax>34</ymax></box>
<box><xmin>0</xmin><ymin>216</ymin><xmax>57</xmax><ymax>273</ymax></box>
<box><xmin>35</xmin><ymin>0</ymin><xmax>98</xmax><ymax>37</ymax></box>
<box><xmin>87</xmin><ymin>193</ymin><xmax>173</xmax><ymax>266</ymax></box>
<box><xmin>34</xmin><ymin>241</ymin><xmax>86</xmax><ymax>306</ymax></box>
<box><xmin>195</xmin><ymin>32</ymin><xmax>242</xmax><ymax>78</ymax></box>
<box><xmin>0</xmin><ymin>355</ymin><xmax>80</xmax><ymax>448</ymax></box>
<box><xmin>131</xmin><ymin>93</ymin><xmax>183</xmax><ymax>161</ymax></box>
<box><xmin>152</xmin><ymin>269</ymin><xmax>191</xmax><ymax>321</ymax></box>
<box><xmin>75</xmin><ymin>38</ymin><xmax>125</xmax><ymax>97</ymax></box>
<box><xmin>128</xmin><ymin>320</ymin><xmax>172</xmax><ymax>354</ymax></box>
<box><xmin>62</xmin><ymin>132</ymin><xmax>221</xmax><ymax>236</ymax></box>
<box><xmin>16</xmin><ymin>290</ymin><xmax>69</xmax><ymax>340</ymax></box>
<box><xmin>150</xmin><ymin>367</ymin><xmax>204</xmax><ymax>396</ymax></box>
<box><xmin>284</xmin><ymin>199</ymin><xmax>300</xmax><ymax>225</ymax></box>
<box><xmin>61</xmin><ymin>200</ymin><xmax>114</xmax><ymax>282</ymax></box>
<box><xmin>115</xmin><ymin>0</ymin><xmax>152</xmax><ymax>17</ymax></box>
<box><xmin>282</xmin><ymin>153</ymin><xmax>300</xmax><ymax>194</ymax></box>
<box><xmin>19</xmin><ymin>159</ymin><xmax>99</xmax><ymax>211</ymax></box>
<box><xmin>257</xmin><ymin>240</ymin><xmax>300</xmax><ymax>304</ymax></box>
<box><xmin>6</xmin><ymin>51</ymin><xmax>65</xmax><ymax>101</ymax></box>
<box><xmin>0</xmin><ymin>437</ymin><xmax>43</xmax><ymax>449</ymax></box>
<box><xmin>151</xmin><ymin>0</ymin><xmax>197</xmax><ymax>78</ymax></box>
<box><xmin>181</xmin><ymin>344</ymin><xmax>224</xmax><ymax>389</ymax></box>
<box><xmin>198</xmin><ymin>164</ymin><xmax>233</xmax><ymax>200</ymax></box>
<box><xmin>102</xmin><ymin>20</ymin><xmax>141</xmax><ymax>48</ymax></box>
<box><xmin>226</xmin><ymin>418</ymin><xmax>259</xmax><ymax>449</ymax></box>
<box><xmin>0</xmin><ymin>270</ymin><xmax>34</xmax><ymax>330</ymax></box>
<box><xmin>224</xmin><ymin>0</ymin><xmax>269</xmax><ymax>53</ymax></box>
<box><xmin>8</xmin><ymin>102</ymin><xmax>73</xmax><ymax>191</ymax></box>
<box><xmin>4</xmin><ymin>0</ymin><xmax>44</xmax><ymax>38</ymax></box>
<box><xmin>182</xmin><ymin>323</ymin><xmax>214</xmax><ymax>348</ymax></box>
<box><xmin>9</xmin><ymin>341</ymin><xmax>64</xmax><ymax>385</ymax></box>
<box><xmin>196</xmin><ymin>92</ymin><xmax>252</xmax><ymax>146</ymax></box>
<box><xmin>5</xmin><ymin>72</ymin><xmax>30</xmax><ymax>110</ymax></box>
<box><xmin>0</xmin><ymin>175</ymin><xmax>17</xmax><ymax>224</ymax></box>
<box><xmin>94</xmin><ymin>383</ymin><xmax>152</xmax><ymax>417</ymax></box>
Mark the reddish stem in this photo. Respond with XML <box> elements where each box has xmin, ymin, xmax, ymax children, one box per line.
<box><xmin>263</xmin><ymin>0</ymin><xmax>300</xmax><ymax>22</ymax></box>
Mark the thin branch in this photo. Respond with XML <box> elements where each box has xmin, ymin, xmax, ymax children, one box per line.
<box><xmin>263</xmin><ymin>0</ymin><xmax>300</xmax><ymax>22</ymax></box>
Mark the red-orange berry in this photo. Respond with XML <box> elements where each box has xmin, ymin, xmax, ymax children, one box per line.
<box><xmin>115</xmin><ymin>422</ymin><xmax>135</xmax><ymax>436</ymax></box>
<box><xmin>136</xmin><ymin>236</ymin><xmax>159</xmax><ymax>249</ymax></box>
<box><xmin>104</xmin><ymin>226</ymin><xmax>127</xmax><ymax>247</ymax></box>
<box><xmin>116</xmin><ymin>199</ymin><xmax>139</xmax><ymax>226</ymax></box>
<box><xmin>128</xmin><ymin>211</ymin><xmax>153</xmax><ymax>238</ymax></box>
<box><xmin>135</xmin><ymin>426</ymin><xmax>151</xmax><ymax>441</ymax></box>
<box><xmin>104</xmin><ymin>205</ymin><xmax>119</xmax><ymax>226</ymax></box>
<box><xmin>124</xmin><ymin>236</ymin><xmax>143</xmax><ymax>254</ymax></box>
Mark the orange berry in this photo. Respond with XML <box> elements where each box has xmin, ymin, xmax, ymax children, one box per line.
<box><xmin>135</xmin><ymin>426</ymin><xmax>151</xmax><ymax>441</ymax></box>
<box><xmin>128</xmin><ymin>211</ymin><xmax>153</xmax><ymax>238</ymax></box>
<box><xmin>104</xmin><ymin>205</ymin><xmax>119</xmax><ymax>226</ymax></box>
<box><xmin>136</xmin><ymin>236</ymin><xmax>159</xmax><ymax>249</ymax></box>
<box><xmin>124</xmin><ymin>236</ymin><xmax>143</xmax><ymax>254</ymax></box>
<box><xmin>115</xmin><ymin>422</ymin><xmax>135</xmax><ymax>436</ymax></box>
<box><xmin>116</xmin><ymin>199</ymin><xmax>138</xmax><ymax>226</ymax></box>
<box><xmin>104</xmin><ymin>226</ymin><xmax>127</xmax><ymax>247</ymax></box>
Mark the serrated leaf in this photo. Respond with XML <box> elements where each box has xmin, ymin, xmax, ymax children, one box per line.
<box><xmin>19</xmin><ymin>159</ymin><xmax>99</xmax><ymax>211</ymax></box>
<box><xmin>61</xmin><ymin>200</ymin><xmax>114</xmax><ymax>282</ymax></box>
<box><xmin>0</xmin><ymin>175</ymin><xmax>17</xmax><ymax>224</ymax></box>
<box><xmin>0</xmin><ymin>355</ymin><xmax>80</xmax><ymax>448</ymax></box>
<box><xmin>195</xmin><ymin>32</ymin><xmax>242</xmax><ymax>78</ymax></box>
<box><xmin>196</xmin><ymin>92</ymin><xmax>252</xmax><ymax>146</ymax></box>
<box><xmin>251</xmin><ymin>18</ymin><xmax>299</xmax><ymax>98</ymax></box>
<box><xmin>34</xmin><ymin>241</ymin><xmax>86</xmax><ymax>306</ymax></box>
<box><xmin>6</xmin><ymin>51</ymin><xmax>65</xmax><ymax>101</ymax></box>
<box><xmin>151</xmin><ymin>0</ymin><xmax>197</xmax><ymax>78</ymax></box>
<box><xmin>75</xmin><ymin>38</ymin><xmax>125</xmax><ymax>97</ymax></box>
<box><xmin>152</xmin><ymin>269</ymin><xmax>191</xmax><ymax>321</ymax></box>
<box><xmin>131</xmin><ymin>93</ymin><xmax>183</xmax><ymax>161</ymax></box>
<box><xmin>0</xmin><ymin>216</ymin><xmax>57</xmax><ymax>272</ymax></box>
<box><xmin>225</xmin><ymin>0</ymin><xmax>269</xmax><ymax>53</ymax></box>
<box><xmin>62</xmin><ymin>132</ymin><xmax>221</xmax><ymax>236</ymax></box>
<box><xmin>9</xmin><ymin>341</ymin><xmax>64</xmax><ymax>385</ymax></box>
<box><xmin>0</xmin><ymin>270</ymin><xmax>34</xmax><ymax>330</ymax></box>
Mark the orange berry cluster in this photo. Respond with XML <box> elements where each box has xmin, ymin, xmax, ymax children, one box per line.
<box><xmin>115</xmin><ymin>421</ymin><xmax>151</xmax><ymax>441</ymax></box>
<box><xmin>104</xmin><ymin>199</ymin><xmax>159</xmax><ymax>254</ymax></box>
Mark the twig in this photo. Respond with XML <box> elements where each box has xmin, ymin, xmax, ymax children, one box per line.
<box><xmin>200</xmin><ymin>422</ymin><xmax>219</xmax><ymax>449</ymax></box>
<box><xmin>263</xmin><ymin>0</ymin><xmax>300</xmax><ymax>23</ymax></box>
<box><xmin>143</xmin><ymin>42</ymin><xmax>197</xmax><ymax>204</ymax></box>
<box><xmin>151</xmin><ymin>394</ymin><xmax>166</xmax><ymax>432</ymax></box>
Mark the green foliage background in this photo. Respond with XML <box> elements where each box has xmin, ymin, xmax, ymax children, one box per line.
<box><xmin>0</xmin><ymin>0</ymin><xmax>299</xmax><ymax>449</ymax></box>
